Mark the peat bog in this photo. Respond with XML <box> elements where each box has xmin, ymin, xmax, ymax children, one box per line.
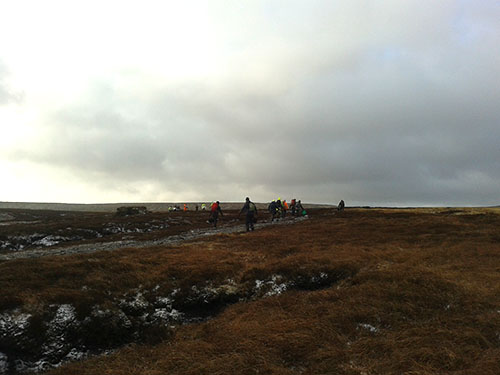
<box><xmin>1</xmin><ymin>207</ymin><xmax>499</xmax><ymax>374</ymax></box>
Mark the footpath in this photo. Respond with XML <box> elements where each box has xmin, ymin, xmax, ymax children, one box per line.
<box><xmin>0</xmin><ymin>217</ymin><xmax>307</xmax><ymax>261</ymax></box>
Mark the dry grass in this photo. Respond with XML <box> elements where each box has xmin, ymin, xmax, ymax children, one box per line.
<box><xmin>1</xmin><ymin>208</ymin><xmax>499</xmax><ymax>374</ymax></box>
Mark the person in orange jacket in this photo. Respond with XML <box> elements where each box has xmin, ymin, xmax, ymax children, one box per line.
<box><xmin>282</xmin><ymin>199</ymin><xmax>289</xmax><ymax>218</ymax></box>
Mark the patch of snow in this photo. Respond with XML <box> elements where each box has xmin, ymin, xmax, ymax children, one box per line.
<box><xmin>90</xmin><ymin>308</ymin><xmax>107</xmax><ymax>319</ymax></box>
<box><xmin>50</xmin><ymin>304</ymin><xmax>76</xmax><ymax>330</ymax></box>
<box><xmin>357</xmin><ymin>323</ymin><xmax>379</xmax><ymax>333</ymax></box>
<box><xmin>156</xmin><ymin>296</ymin><xmax>173</xmax><ymax>307</ymax></box>
<box><xmin>31</xmin><ymin>360</ymin><xmax>53</xmax><ymax>373</ymax></box>
<box><xmin>152</xmin><ymin>308</ymin><xmax>183</xmax><ymax>323</ymax></box>
<box><xmin>311</xmin><ymin>272</ymin><xmax>329</xmax><ymax>283</ymax></box>
<box><xmin>0</xmin><ymin>352</ymin><xmax>8</xmax><ymax>374</ymax></box>
<box><xmin>14</xmin><ymin>359</ymin><xmax>30</xmax><ymax>373</ymax></box>
<box><xmin>0</xmin><ymin>239</ymin><xmax>25</xmax><ymax>251</ymax></box>
<box><xmin>64</xmin><ymin>348</ymin><xmax>87</xmax><ymax>362</ymax></box>
<box><xmin>0</xmin><ymin>241</ymin><xmax>13</xmax><ymax>250</ymax></box>
<box><xmin>266</xmin><ymin>275</ymin><xmax>289</xmax><ymax>296</ymax></box>
<box><xmin>119</xmin><ymin>291</ymin><xmax>150</xmax><ymax>312</ymax></box>
<box><xmin>255</xmin><ymin>275</ymin><xmax>290</xmax><ymax>297</ymax></box>
<box><xmin>116</xmin><ymin>310</ymin><xmax>133</xmax><ymax>329</ymax></box>
<box><xmin>89</xmin><ymin>306</ymin><xmax>132</xmax><ymax>329</ymax></box>
<box><xmin>0</xmin><ymin>213</ymin><xmax>15</xmax><ymax>222</ymax></box>
<box><xmin>14</xmin><ymin>358</ymin><xmax>53</xmax><ymax>373</ymax></box>
<box><xmin>0</xmin><ymin>310</ymin><xmax>32</xmax><ymax>339</ymax></box>
<box><xmin>38</xmin><ymin>305</ymin><xmax>79</xmax><ymax>368</ymax></box>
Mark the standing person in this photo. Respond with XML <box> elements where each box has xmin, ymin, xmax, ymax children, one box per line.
<box><xmin>338</xmin><ymin>200</ymin><xmax>345</xmax><ymax>212</ymax></box>
<box><xmin>296</xmin><ymin>200</ymin><xmax>305</xmax><ymax>216</ymax></box>
<box><xmin>183</xmin><ymin>204</ymin><xmax>188</xmax><ymax>212</ymax></box>
<box><xmin>282</xmin><ymin>200</ymin><xmax>288</xmax><ymax>218</ymax></box>
<box><xmin>275</xmin><ymin>199</ymin><xmax>282</xmax><ymax>219</ymax></box>
<box><xmin>239</xmin><ymin>197</ymin><xmax>258</xmax><ymax>232</ymax></box>
<box><xmin>290</xmin><ymin>199</ymin><xmax>297</xmax><ymax>216</ymax></box>
<box><xmin>209</xmin><ymin>201</ymin><xmax>223</xmax><ymax>228</ymax></box>
<box><xmin>268</xmin><ymin>200</ymin><xmax>280</xmax><ymax>222</ymax></box>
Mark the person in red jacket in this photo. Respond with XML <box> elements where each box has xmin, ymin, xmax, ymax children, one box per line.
<box><xmin>209</xmin><ymin>201</ymin><xmax>223</xmax><ymax>228</ymax></box>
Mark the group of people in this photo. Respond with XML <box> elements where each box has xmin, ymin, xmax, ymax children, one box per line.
<box><xmin>267</xmin><ymin>198</ymin><xmax>305</xmax><ymax>222</ymax></box>
<box><xmin>205</xmin><ymin>197</ymin><xmax>307</xmax><ymax>232</ymax></box>
<box><xmin>178</xmin><ymin>198</ymin><xmax>345</xmax><ymax>232</ymax></box>
<box><xmin>207</xmin><ymin>199</ymin><xmax>255</xmax><ymax>231</ymax></box>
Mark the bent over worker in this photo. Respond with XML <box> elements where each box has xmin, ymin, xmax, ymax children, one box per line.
<box><xmin>239</xmin><ymin>197</ymin><xmax>258</xmax><ymax>232</ymax></box>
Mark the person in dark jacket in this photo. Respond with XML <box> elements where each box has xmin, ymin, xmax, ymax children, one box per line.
<box><xmin>268</xmin><ymin>200</ymin><xmax>281</xmax><ymax>222</ymax></box>
<box><xmin>290</xmin><ymin>198</ymin><xmax>297</xmax><ymax>216</ymax></box>
<box><xmin>296</xmin><ymin>200</ymin><xmax>305</xmax><ymax>216</ymax></box>
<box><xmin>338</xmin><ymin>199</ymin><xmax>345</xmax><ymax>212</ymax></box>
<box><xmin>239</xmin><ymin>197</ymin><xmax>258</xmax><ymax>231</ymax></box>
<box><xmin>209</xmin><ymin>201</ymin><xmax>223</xmax><ymax>228</ymax></box>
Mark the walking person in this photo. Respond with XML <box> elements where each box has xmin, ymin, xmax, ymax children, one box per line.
<box><xmin>282</xmin><ymin>200</ymin><xmax>288</xmax><ymax>218</ymax></box>
<box><xmin>239</xmin><ymin>197</ymin><xmax>258</xmax><ymax>232</ymax></box>
<box><xmin>209</xmin><ymin>201</ymin><xmax>223</xmax><ymax>228</ymax></box>
<box><xmin>268</xmin><ymin>200</ymin><xmax>280</xmax><ymax>222</ymax></box>
<box><xmin>290</xmin><ymin>198</ymin><xmax>296</xmax><ymax>216</ymax></box>
<box><xmin>296</xmin><ymin>200</ymin><xmax>305</xmax><ymax>216</ymax></box>
<box><xmin>338</xmin><ymin>200</ymin><xmax>345</xmax><ymax>212</ymax></box>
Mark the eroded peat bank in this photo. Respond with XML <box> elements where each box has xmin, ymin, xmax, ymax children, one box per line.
<box><xmin>1</xmin><ymin>207</ymin><xmax>499</xmax><ymax>374</ymax></box>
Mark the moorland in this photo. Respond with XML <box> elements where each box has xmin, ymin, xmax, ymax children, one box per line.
<box><xmin>0</xmin><ymin>206</ymin><xmax>499</xmax><ymax>374</ymax></box>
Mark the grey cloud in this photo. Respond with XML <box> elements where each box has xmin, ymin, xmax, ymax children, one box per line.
<box><xmin>9</xmin><ymin>1</ymin><xmax>500</xmax><ymax>205</ymax></box>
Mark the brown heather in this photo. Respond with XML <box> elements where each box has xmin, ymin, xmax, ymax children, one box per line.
<box><xmin>1</xmin><ymin>207</ymin><xmax>499</xmax><ymax>374</ymax></box>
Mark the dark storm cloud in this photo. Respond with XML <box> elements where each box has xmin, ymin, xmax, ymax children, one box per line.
<box><xmin>9</xmin><ymin>1</ymin><xmax>500</xmax><ymax>205</ymax></box>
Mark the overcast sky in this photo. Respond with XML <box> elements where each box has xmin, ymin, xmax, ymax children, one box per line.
<box><xmin>1</xmin><ymin>1</ymin><xmax>499</xmax><ymax>206</ymax></box>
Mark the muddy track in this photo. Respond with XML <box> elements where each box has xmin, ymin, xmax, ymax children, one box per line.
<box><xmin>0</xmin><ymin>217</ymin><xmax>308</xmax><ymax>261</ymax></box>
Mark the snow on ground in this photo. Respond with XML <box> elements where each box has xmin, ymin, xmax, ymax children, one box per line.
<box><xmin>357</xmin><ymin>323</ymin><xmax>379</xmax><ymax>334</ymax></box>
<box><xmin>0</xmin><ymin>214</ymin><xmax>15</xmax><ymax>221</ymax></box>
<box><xmin>0</xmin><ymin>353</ymin><xmax>8</xmax><ymax>374</ymax></box>
<box><xmin>255</xmin><ymin>275</ymin><xmax>291</xmax><ymax>297</ymax></box>
<box><xmin>0</xmin><ymin>268</ymin><xmax>336</xmax><ymax>374</ymax></box>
